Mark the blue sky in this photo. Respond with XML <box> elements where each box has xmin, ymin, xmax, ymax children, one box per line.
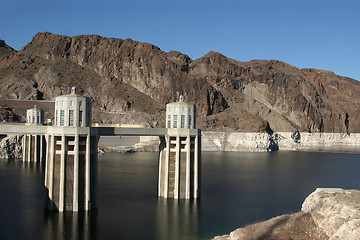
<box><xmin>1</xmin><ymin>0</ymin><xmax>360</xmax><ymax>80</ymax></box>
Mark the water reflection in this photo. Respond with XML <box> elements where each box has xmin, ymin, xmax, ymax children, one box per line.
<box><xmin>156</xmin><ymin>199</ymin><xmax>199</xmax><ymax>240</ymax></box>
<box><xmin>20</xmin><ymin>160</ymin><xmax>44</xmax><ymax>173</ymax></box>
<box><xmin>43</xmin><ymin>211</ymin><xmax>97</xmax><ymax>240</ymax></box>
<box><xmin>2</xmin><ymin>151</ymin><xmax>360</xmax><ymax>240</ymax></box>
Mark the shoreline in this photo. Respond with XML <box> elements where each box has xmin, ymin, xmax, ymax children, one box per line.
<box><xmin>97</xmin><ymin>131</ymin><xmax>360</xmax><ymax>153</ymax></box>
<box><xmin>1</xmin><ymin>131</ymin><xmax>360</xmax><ymax>158</ymax></box>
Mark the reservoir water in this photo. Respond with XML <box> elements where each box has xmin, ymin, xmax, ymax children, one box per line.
<box><xmin>1</xmin><ymin>150</ymin><xmax>360</xmax><ymax>239</ymax></box>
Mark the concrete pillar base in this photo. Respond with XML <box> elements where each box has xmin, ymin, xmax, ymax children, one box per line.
<box><xmin>158</xmin><ymin>130</ymin><xmax>201</xmax><ymax>199</ymax></box>
<box><xmin>45</xmin><ymin>128</ymin><xmax>98</xmax><ymax>212</ymax></box>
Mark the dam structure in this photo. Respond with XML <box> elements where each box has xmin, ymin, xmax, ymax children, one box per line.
<box><xmin>158</xmin><ymin>96</ymin><xmax>200</xmax><ymax>199</ymax></box>
<box><xmin>0</xmin><ymin>88</ymin><xmax>201</xmax><ymax>211</ymax></box>
<box><xmin>22</xmin><ymin>105</ymin><xmax>46</xmax><ymax>162</ymax></box>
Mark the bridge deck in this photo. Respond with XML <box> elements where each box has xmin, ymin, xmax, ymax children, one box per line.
<box><xmin>0</xmin><ymin>124</ymin><xmax>199</xmax><ymax>137</ymax></box>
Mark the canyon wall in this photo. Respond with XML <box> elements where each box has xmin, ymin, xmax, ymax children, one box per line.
<box><xmin>1</xmin><ymin>33</ymin><xmax>360</xmax><ymax>133</ymax></box>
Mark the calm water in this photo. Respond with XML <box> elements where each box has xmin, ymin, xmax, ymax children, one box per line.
<box><xmin>1</xmin><ymin>151</ymin><xmax>360</xmax><ymax>240</ymax></box>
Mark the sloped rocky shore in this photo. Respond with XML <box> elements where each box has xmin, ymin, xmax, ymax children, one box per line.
<box><xmin>214</xmin><ymin>188</ymin><xmax>360</xmax><ymax>240</ymax></box>
<box><xmin>0</xmin><ymin>135</ymin><xmax>23</xmax><ymax>158</ymax></box>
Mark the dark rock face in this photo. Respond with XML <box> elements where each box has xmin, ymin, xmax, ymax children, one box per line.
<box><xmin>1</xmin><ymin>32</ymin><xmax>360</xmax><ymax>132</ymax></box>
<box><xmin>189</xmin><ymin>52</ymin><xmax>360</xmax><ymax>132</ymax></box>
<box><xmin>0</xmin><ymin>135</ymin><xmax>23</xmax><ymax>159</ymax></box>
<box><xmin>291</xmin><ymin>131</ymin><xmax>301</xmax><ymax>143</ymax></box>
<box><xmin>0</xmin><ymin>107</ymin><xmax>23</xmax><ymax>122</ymax></box>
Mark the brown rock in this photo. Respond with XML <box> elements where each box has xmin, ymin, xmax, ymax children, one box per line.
<box><xmin>0</xmin><ymin>135</ymin><xmax>23</xmax><ymax>159</ymax></box>
<box><xmin>214</xmin><ymin>212</ymin><xmax>328</xmax><ymax>240</ymax></box>
<box><xmin>214</xmin><ymin>188</ymin><xmax>360</xmax><ymax>240</ymax></box>
<box><xmin>1</xmin><ymin>32</ymin><xmax>360</xmax><ymax>132</ymax></box>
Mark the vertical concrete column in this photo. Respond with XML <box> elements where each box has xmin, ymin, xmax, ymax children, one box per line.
<box><xmin>158</xmin><ymin>139</ymin><xmax>163</xmax><ymax>197</ymax></box>
<box><xmin>22</xmin><ymin>135</ymin><xmax>26</xmax><ymax>161</ymax></box>
<box><xmin>158</xmin><ymin>136</ymin><xmax>170</xmax><ymax>198</ymax></box>
<box><xmin>46</xmin><ymin>134</ymin><xmax>50</xmax><ymax>163</ymax></box>
<box><xmin>39</xmin><ymin>135</ymin><xmax>43</xmax><ymax>162</ymax></box>
<box><xmin>164</xmin><ymin>135</ymin><xmax>170</xmax><ymax>198</ymax></box>
<box><xmin>85</xmin><ymin>134</ymin><xmax>91</xmax><ymax>210</ymax></box>
<box><xmin>47</xmin><ymin>134</ymin><xmax>55</xmax><ymax>208</ymax></box>
<box><xmin>34</xmin><ymin>135</ymin><xmax>38</xmax><ymax>162</ymax></box>
<box><xmin>194</xmin><ymin>133</ymin><xmax>199</xmax><ymax>199</ymax></box>
<box><xmin>174</xmin><ymin>136</ymin><xmax>180</xmax><ymax>199</ymax></box>
<box><xmin>59</xmin><ymin>135</ymin><xmax>66</xmax><ymax>211</ymax></box>
<box><xmin>92</xmin><ymin>136</ymin><xmax>99</xmax><ymax>208</ymax></box>
<box><xmin>185</xmin><ymin>135</ymin><xmax>191</xmax><ymax>199</ymax></box>
<box><xmin>73</xmin><ymin>134</ymin><xmax>79</xmax><ymax>211</ymax></box>
<box><xmin>44</xmin><ymin>135</ymin><xmax>49</xmax><ymax>187</ymax></box>
<box><xmin>59</xmin><ymin>135</ymin><xmax>66</xmax><ymax>210</ymax></box>
<box><xmin>27</xmin><ymin>134</ymin><xmax>32</xmax><ymax>162</ymax></box>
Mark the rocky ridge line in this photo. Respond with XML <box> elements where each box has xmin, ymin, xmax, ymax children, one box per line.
<box><xmin>1</xmin><ymin>32</ymin><xmax>360</xmax><ymax>133</ymax></box>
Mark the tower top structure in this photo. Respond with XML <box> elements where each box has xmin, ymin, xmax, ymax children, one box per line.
<box><xmin>26</xmin><ymin>105</ymin><xmax>44</xmax><ymax>125</ymax></box>
<box><xmin>54</xmin><ymin>87</ymin><xmax>92</xmax><ymax>127</ymax></box>
<box><xmin>166</xmin><ymin>96</ymin><xmax>196</xmax><ymax>129</ymax></box>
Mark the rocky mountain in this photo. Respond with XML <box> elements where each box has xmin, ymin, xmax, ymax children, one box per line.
<box><xmin>1</xmin><ymin>32</ymin><xmax>360</xmax><ymax>133</ymax></box>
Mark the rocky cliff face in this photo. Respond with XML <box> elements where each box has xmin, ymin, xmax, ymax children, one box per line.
<box><xmin>0</xmin><ymin>135</ymin><xmax>23</xmax><ymax>159</ymax></box>
<box><xmin>302</xmin><ymin>188</ymin><xmax>360</xmax><ymax>240</ymax></box>
<box><xmin>1</xmin><ymin>33</ymin><xmax>360</xmax><ymax>132</ymax></box>
<box><xmin>189</xmin><ymin>52</ymin><xmax>358</xmax><ymax>132</ymax></box>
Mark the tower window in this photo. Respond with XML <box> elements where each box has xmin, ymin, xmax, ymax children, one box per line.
<box><xmin>181</xmin><ymin>115</ymin><xmax>185</xmax><ymax>128</ymax></box>
<box><xmin>60</xmin><ymin>110</ymin><xmax>65</xmax><ymax>126</ymax></box>
<box><xmin>167</xmin><ymin>115</ymin><xmax>171</xmax><ymax>128</ymax></box>
<box><xmin>79</xmin><ymin>111</ymin><xmax>83</xmax><ymax>126</ymax></box>
<box><xmin>189</xmin><ymin>115</ymin><xmax>192</xmax><ymax>128</ymax></box>
<box><xmin>173</xmin><ymin>115</ymin><xmax>178</xmax><ymax>128</ymax></box>
<box><xmin>69</xmin><ymin>110</ymin><xmax>74</xmax><ymax>126</ymax></box>
<box><xmin>86</xmin><ymin>110</ymin><xmax>90</xmax><ymax>126</ymax></box>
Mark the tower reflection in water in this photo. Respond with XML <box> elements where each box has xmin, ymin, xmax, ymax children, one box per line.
<box><xmin>20</xmin><ymin>157</ymin><xmax>96</xmax><ymax>240</ymax></box>
<box><xmin>156</xmin><ymin>198</ymin><xmax>199</xmax><ymax>239</ymax></box>
<box><xmin>43</xmin><ymin>211</ymin><xmax>97</xmax><ymax>240</ymax></box>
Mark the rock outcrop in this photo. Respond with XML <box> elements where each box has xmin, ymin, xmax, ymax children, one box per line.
<box><xmin>214</xmin><ymin>188</ymin><xmax>360</xmax><ymax>240</ymax></box>
<box><xmin>0</xmin><ymin>135</ymin><xmax>23</xmax><ymax>159</ymax></box>
<box><xmin>202</xmin><ymin>132</ymin><xmax>278</xmax><ymax>152</ymax></box>
<box><xmin>214</xmin><ymin>212</ymin><xmax>328</xmax><ymax>240</ymax></box>
<box><xmin>302</xmin><ymin>188</ymin><xmax>360</xmax><ymax>240</ymax></box>
<box><xmin>1</xmin><ymin>32</ymin><xmax>360</xmax><ymax>133</ymax></box>
<box><xmin>133</xmin><ymin>136</ymin><xmax>160</xmax><ymax>152</ymax></box>
<box><xmin>276</xmin><ymin>132</ymin><xmax>360</xmax><ymax>151</ymax></box>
